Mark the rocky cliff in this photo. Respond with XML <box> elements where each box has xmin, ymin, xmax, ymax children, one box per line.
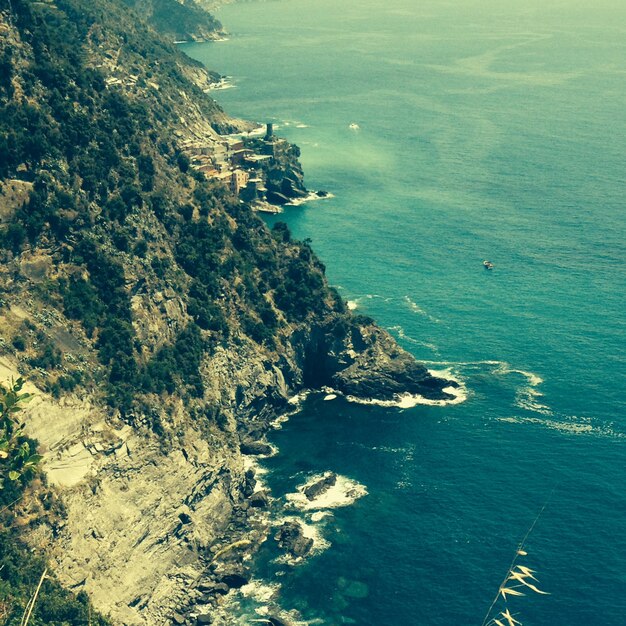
<box><xmin>122</xmin><ymin>0</ymin><xmax>225</xmax><ymax>42</ymax></box>
<box><xmin>0</xmin><ymin>1</ymin><xmax>454</xmax><ymax>623</ymax></box>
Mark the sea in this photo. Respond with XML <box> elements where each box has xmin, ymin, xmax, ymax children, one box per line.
<box><xmin>180</xmin><ymin>1</ymin><xmax>626</xmax><ymax>624</ymax></box>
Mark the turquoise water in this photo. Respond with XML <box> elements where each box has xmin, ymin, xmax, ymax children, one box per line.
<box><xmin>182</xmin><ymin>1</ymin><xmax>626</xmax><ymax>623</ymax></box>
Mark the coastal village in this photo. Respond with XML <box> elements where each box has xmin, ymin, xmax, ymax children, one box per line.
<box><xmin>178</xmin><ymin>122</ymin><xmax>320</xmax><ymax>212</ymax></box>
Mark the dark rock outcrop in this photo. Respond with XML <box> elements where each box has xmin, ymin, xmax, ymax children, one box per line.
<box><xmin>292</xmin><ymin>315</ymin><xmax>457</xmax><ymax>403</ymax></box>
<box><xmin>240</xmin><ymin>440</ymin><xmax>273</xmax><ymax>456</ymax></box>
<box><xmin>197</xmin><ymin>582</ymin><xmax>229</xmax><ymax>596</ymax></box>
<box><xmin>303</xmin><ymin>473</ymin><xmax>337</xmax><ymax>501</ymax></box>
<box><xmin>274</xmin><ymin>521</ymin><xmax>313</xmax><ymax>559</ymax></box>
<box><xmin>248</xmin><ymin>491</ymin><xmax>269</xmax><ymax>508</ymax></box>
<box><xmin>242</xmin><ymin>470</ymin><xmax>256</xmax><ymax>498</ymax></box>
<box><xmin>219</xmin><ymin>566</ymin><xmax>250</xmax><ymax>589</ymax></box>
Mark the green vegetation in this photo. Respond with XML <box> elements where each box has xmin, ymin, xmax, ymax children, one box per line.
<box><xmin>0</xmin><ymin>379</ymin><xmax>40</xmax><ymax>491</ymax></box>
<box><xmin>141</xmin><ymin>324</ymin><xmax>206</xmax><ymax>398</ymax></box>
<box><xmin>0</xmin><ymin>0</ymin><xmax>364</xmax><ymax>621</ymax></box>
<box><xmin>0</xmin><ymin>538</ymin><xmax>111</xmax><ymax>626</ymax></box>
<box><xmin>0</xmin><ymin>379</ymin><xmax>111</xmax><ymax>625</ymax></box>
<box><xmin>0</xmin><ymin>0</ymin><xmax>347</xmax><ymax>421</ymax></box>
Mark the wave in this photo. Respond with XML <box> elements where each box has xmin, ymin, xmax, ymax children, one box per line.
<box><xmin>205</xmin><ymin>78</ymin><xmax>235</xmax><ymax>91</ymax></box>
<box><xmin>285</xmin><ymin>191</ymin><xmax>335</xmax><ymax>207</ymax></box>
<box><xmin>387</xmin><ymin>325</ymin><xmax>439</xmax><ymax>352</ymax></box>
<box><xmin>344</xmin><ymin>368</ymin><xmax>467</xmax><ymax>409</ymax></box>
<box><xmin>286</xmin><ymin>473</ymin><xmax>368</xmax><ymax>510</ymax></box>
<box><xmin>497</xmin><ymin>415</ymin><xmax>624</xmax><ymax>439</ymax></box>
<box><xmin>239</xmin><ymin>580</ymin><xmax>281</xmax><ymax>604</ymax></box>
<box><xmin>491</xmin><ymin>363</ymin><xmax>552</xmax><ymax>415</ymax></box>
<box><xmin>403</xmin><ymin>296</ymin><xmax>441</xmax><ymax>323</ymax></box>
<box><xmin>421</xmin><ymin>359</ymin><xmax>550</xmax><ymax>415</ymax></box>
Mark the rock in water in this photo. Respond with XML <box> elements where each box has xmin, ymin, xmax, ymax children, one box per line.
<box><xmin>274</xmin><ymin>521</ymin><xmax>314</xmax><ymax>558</ymax></box>
<box><xmin>219</xmin><ymin>565</ymin><xmax>250</xmax><ymax>589</ymax></box>
<box><xmin>304</xmin><ymin>472</ymin><xmax>337</xmax><ymax>501</ymax></box>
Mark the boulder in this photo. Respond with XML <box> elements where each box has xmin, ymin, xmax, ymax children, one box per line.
<box><xmin>242</xmin><ymin>469</ymin><xmax>256</xmax><ymax>498</ymax></box>
<box><xmin>266</xmin><ymin>190</ymin><xmax>290</xmax><ymax>205</ymax></box>
<box><xmin>196</xmin><ymin>616</ymin><xmax>212</xmax><ymax>625</ymax></box>
<box><xmin>248</xmin><ymin>490</ymin><xmax>269</xmax><ymax>508</ymax></box>
<box><xmin>219</xmin><ymin>567</ymin><xmax>250</xmax><ymax>589</ymax></box>
<box><xmin>197</xmin><ymin>582</ymin><xmax>229</xmax><ymax>595</ymax></box>
<box><xmin>240</xmin><ymin>440</ymin><xmax>273</xmax><ymax>456</ymax></box>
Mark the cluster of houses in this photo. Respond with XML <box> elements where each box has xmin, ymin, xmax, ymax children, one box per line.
<box><xmin>181</xmin><ymin>124</ymin><xmax>282</xmax><ymax>205</ymax></box>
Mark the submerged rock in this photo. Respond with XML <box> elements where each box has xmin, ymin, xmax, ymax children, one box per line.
<box><xmin>267</xmin><ymin>617</ymin><xmax>296</xmax><ymax>626</ymax></box>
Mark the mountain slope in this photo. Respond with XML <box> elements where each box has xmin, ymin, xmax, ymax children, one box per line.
<box><xmin>0</xmin><ymin>0</ymin><xmax>455</xmax><ymax>623</ymax></box>
<box><xmin>121</xmin><ymin>0</ymin><xmax>224</xmax><ymax>42</ymax></box>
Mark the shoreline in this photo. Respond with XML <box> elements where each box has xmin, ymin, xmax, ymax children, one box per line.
<box><xmin>181</xmin><ymin>377</ymin><xmax>466</xmax><ymax>624</ymax></box>
<box><xmin>170</xmin><ymin>13</ymin><xmax>466</xmax><ymax>626</ymax></box>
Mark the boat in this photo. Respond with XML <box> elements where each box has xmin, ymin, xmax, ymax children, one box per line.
<box><xmin>483</xmin><ymin>260</ymin><xmax>494</xmax><ymax>270</ymax></box>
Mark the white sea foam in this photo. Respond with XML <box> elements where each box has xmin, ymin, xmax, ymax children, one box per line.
<box><xmin>288</xmin><ymin>391</ymin><xmax>310</xmax><ymax>406</ymax></box>
<box><xmin>206</xmin><ymin>78</ymin><xmax>235</xmax><ymax>91</ymax></box>
<box><xmin>310</xmin><ymin>511</ymin><xmax>333</xmax><ymax>522</ymax></box>
<box><xmin>239</xmin><ymin>580</ymin><xmax>281</xmax><ymax>603</ymax></box>
<box><xmin>347</xmin><ymin>300</ymin><xmax>359</xmax><ymax>310</ymax></box>
<box><xmin>345</xmin><ymin>368</ymin><xmax>467</xmax><ymax>409</ymax></box>
<box><xmin>420</xmin><ymin>359</ymin><xmax>551</xmax><ymax>414</ymax></box>
<box><xmin>287</xmin><ymin>473</ymin><xmax>368</xmax><ymax>510</ymax></box>
<box><xmin>498</xmin><ymin>415</ymin><xmax>624</xmax><ymax>438</ymax></box>
<box><xmin>243</xmin><ymin>457</ymin><xmax>270</xmax><ymax>490</ymax></box>
<box><xmin>295</xmin><ymin>123</ymin><xmax>309</xmax><ymax>128</ymax></box>
<box><xmin>388</xmin><ymin>325</ymin><xmax>440</xmax><ymax>351</ymax></box>
<box><xmin>402</xmin><ymin>296</ymin><xmax>441</xmax><ymax>323</ymax></box>
<box><xmin>491</xmin><ymin>363</ymin><xmax>552</xmax><ymax>414</ymax></box>
<box><xmin>285</xmin><ymin>191</ymin><xmax>335</xmax><ymax>207</ymax></box>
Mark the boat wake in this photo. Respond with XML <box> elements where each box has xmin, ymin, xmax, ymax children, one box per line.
<box><xmin>403</xmin><ymin>296</ymin><xmax>441</xmax><ymax>323</ymax></box>
<box><xmin>387</xmin><ymin>325</ymin><xmax>440</xmax><ymax>353</ymax></box>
